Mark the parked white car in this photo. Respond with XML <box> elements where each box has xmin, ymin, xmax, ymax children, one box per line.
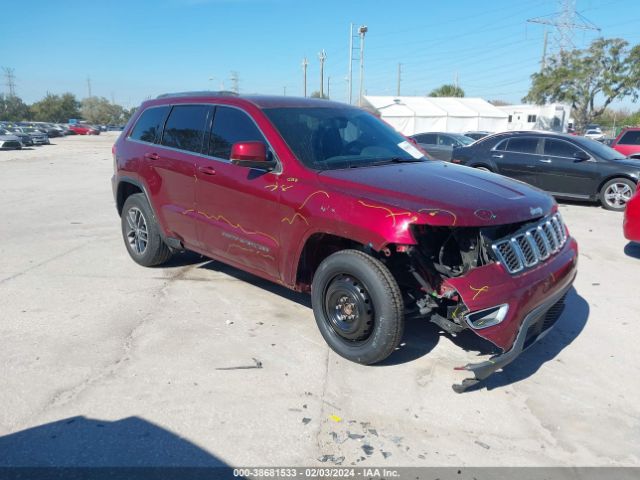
<box><xmin>584</xmin><ymin>129</ymin><xmax>605</xmax><ymax>141</ymax></box>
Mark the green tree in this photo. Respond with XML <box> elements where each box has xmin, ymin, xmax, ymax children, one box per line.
<box><xmin>429</xmin><ymin>84</ymin><xmax>465</xmax><ymax>97</ymax></box>
<box><xmin>310</xmin><ymin>91</ymin><xmax>329</xmax><ymax>99</ymax></box>
<box><xmin>30</xmin><ymin>93</ymin><xmax>81</xmax><ymax>122</ymax></box>
<box><xmin>81</xmin><ymin>96</ymin><xmax>128</xmax><ymax>125</ymax></box>
<box><xmin>524</xmin><ymin>38</ymin><xmax>640</xmax><ymax>129</ymax></box>
<box><xmin>0</xmin><ymin>94</ymin><xmax>31</xmax><ymax>121</ymax></box>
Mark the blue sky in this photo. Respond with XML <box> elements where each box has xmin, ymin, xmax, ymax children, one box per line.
<box><xmin>2</xmin><ymin>0</ymin><xmax>639</xmax><ymax>109</ymax></box>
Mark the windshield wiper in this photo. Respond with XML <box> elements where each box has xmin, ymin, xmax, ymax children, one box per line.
<box><xmin>367</xmin><ymin>157</ymin><xmax>425</xmax><ymax>166</ymax></box>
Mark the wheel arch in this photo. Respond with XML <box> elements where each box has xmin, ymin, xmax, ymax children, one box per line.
<box><xmin>116</xmin><ymin>177</ymin><xmax>152</xmax><ymax>216</ymax></box>
<box><xmin>293</xmin><ymin>232</ymin><xmax>368</xmax><ymax>291</ymax></box>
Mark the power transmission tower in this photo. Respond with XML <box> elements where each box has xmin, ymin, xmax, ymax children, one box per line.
<box><xmin>230</xmin><ymin>71</ymin><xmax>239</xmax><ymax>94</ymax></box>
<box><xmin>2</xmin><ymin>67</ymin><xmax>16</xmax><ymax>97</ymax></box>
<box><xmin>302</xmin><ymin>57</ymin><xmax>308</xmax><ymax>97</ymax></box>
<box><xmin>527</xmin><ymin>0</ymin><xmax>600</xmax><ymax>56</ymax></box>
<box><xmin>358</xmin><ymin>25</ymin><xmax>368</xmax><ymax>107</ymax></box>
<box><xmin>396</xmin><ymin>63</ymin><xmax>402</xmax><ymax>96</ymax></box>
<box><xmin>318</xmin><ymin>49</ymin><xmax>327</xmax><ymax>98</ymax></box>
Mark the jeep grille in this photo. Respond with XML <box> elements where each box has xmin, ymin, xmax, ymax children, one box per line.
<box><xmin>491</xmin><ymin>213</ymin><xmax>568</xmax><ymax>274</ymax></box>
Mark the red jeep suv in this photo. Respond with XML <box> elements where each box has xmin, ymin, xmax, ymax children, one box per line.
<box><xmin>611</xmin><ymin>127</ymin><xmax>640</xmax><ymax>159</ymax></box>
<box><xmin>112</xmin><ymin>92</ymin><xmax>578</xmax><ymax>392</ymax></box>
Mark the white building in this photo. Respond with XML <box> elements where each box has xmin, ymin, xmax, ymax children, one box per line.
<box><xmin>497</xmin><ymin>103</ymin><xmax>572</xmax><ymax>133</ymax></box>
<box><xmin>363</xmin><ymin>96</ymin><xmax>509</xmax><ymax>135</ymax></box>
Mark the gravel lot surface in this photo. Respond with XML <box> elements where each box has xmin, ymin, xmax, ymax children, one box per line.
<box><xmin>0</xmin><ymin>133</ymin><xmax>639</xmax><ymax>467</ymax></box>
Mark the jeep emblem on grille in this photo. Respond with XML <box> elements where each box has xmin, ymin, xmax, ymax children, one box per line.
<box><xmin>530</xmin><ymin>206</ymin><xmax>543</xmax><ymax>216</ymax></box>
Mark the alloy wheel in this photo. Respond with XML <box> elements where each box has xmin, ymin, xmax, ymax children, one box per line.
<box><xmin>604</xmin><ymin>182</ymin><xmax>633</xmax><ymax>209</ymax></box>
<box><xmin>125</xmin><ymin>207</ymin><xmax>149</xmax><ymax>255</ymax></box>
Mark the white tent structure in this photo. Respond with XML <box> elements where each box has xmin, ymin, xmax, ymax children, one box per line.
<box><xmin>363</xmin><ymin>96</ymin><xmax>509</xmax><ymax>135</ymax></box>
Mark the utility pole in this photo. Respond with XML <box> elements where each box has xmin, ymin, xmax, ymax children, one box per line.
<box><xmin>2</xmin><ymin>67</ymin><xmax>16</xmax><ymax>97</ymax></box>
<box><xmin>541</xmin><ymin>30</ymin><xmax>549</xmax><ymax>70</ymax></box>
<box><xmin>318</xmin><ymin>49</ymin><xmax>327</xmax><ymax>98</ymax></box>
<box><xmin>230</xmin><ymin>71</ymin><xmax>239</xmax><ymax>94</ymax></box>
<box><xmin>347</xmin><ymin>23</ymin><xmax>354</xmax><ymax>104</ymax></box>
<box><xmin>327</xmin><ymin>76</ymin><xmax>331</xmax><ymax>99</ymax></box>
<box><xmin>396</xmin><ymin>63</ymin><xmax>402</xmax><ymax>96</ymax></box>
<box><xmin>86</xmin><ymin>76</ymin><xmax>92</xmax><ymax>98</ymax></box>
<box><xmin>454</xmin><ymin>72</ymin><xmax>459</xmax><ymax>90</ymax></box>
<box><xmin>283</xmin><ymin>86</ymin><xmax>287</xmax><ymax>96</ymax></box>
<box><xmin>358</xmin><ymin>25</ymin><xmax>368</xmax><ymax>106</ymax></box>
<box><xmin>302</xmin><ymin>57</ymin><xmax>308</xmax><ymax>97</ymax></box>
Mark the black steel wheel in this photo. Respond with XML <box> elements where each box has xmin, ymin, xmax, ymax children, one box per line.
<box><xmin>311</xmin><ymin>249</ymin><xmax>404</xmax><ymax>365</ymax></box>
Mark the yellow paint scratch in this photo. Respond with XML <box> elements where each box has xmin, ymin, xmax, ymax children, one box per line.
<box><xmin>195</xmin><ymin>210</ymin><xmax>279</xmax><ymax>246</ymax></box>
<box><xmin>281</xmin><ymin>212</ymin><xmax>309</xmax><ymax>225</ymax></box>
<box><xmin>357</xmin><ymin>200</ymin><xmax>413</xmax><ymax>227</ymax></box>
<box><xmin>299</xmin><ymin>190</ymin><xmax>330</xmax><ymax>210</ymax></box>
<box><xmin>418</xmin><ymin>208</ymin><xmax>458</xmax><ymax>226</ymax></box>
<box><xmin>469</xmin><ymin>285</ymin><xmax>490</xmax><ymax>300</ymax></box>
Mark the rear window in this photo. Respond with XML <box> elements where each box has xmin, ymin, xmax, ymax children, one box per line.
<box><xmin>618</xmin><ymin>130</ymin><xmax>640</xmax><ymax>145</ymax></box>
<box><xmin>161</xmin><ymin>105</ymin><xmax>210</xmax><ymax>154</ymax></box>
<box><xmin>130</xmin><ymin>106</ymin><xmax>169</xmax><ymax>143</ymax></box>
<box><xmin>506</xmin><ymin>137</ymin><xmax>538</xmax><ymax>154</ymax></box>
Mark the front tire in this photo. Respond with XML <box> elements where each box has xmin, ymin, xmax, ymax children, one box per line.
<box><xmin>311</xmin><ymin>249</ymin><xmax>404</xmax><ymax>365</ymax></box>
<box><xmin>600</xmin><ymin>178</ymin><xmax>635</xmax><ymax>211</ymax></box>
<box><xmin>121</xmin><ymin>193</ymin><xmax>172</xmax><ymax>266</ymax></box>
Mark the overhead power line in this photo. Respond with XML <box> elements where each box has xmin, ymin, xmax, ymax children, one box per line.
<box><xmin>527</xmin><ymin>0</ymin><xmax>600</xmax><ymax>55</ymax></box>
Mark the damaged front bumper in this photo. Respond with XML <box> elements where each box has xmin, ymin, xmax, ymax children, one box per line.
<box><xmin>445</xmin><ymin>236</ymin><xmax>578</xmax><ymax>393</ymax></box>
<box><xmin>451</xmin><ymin>279</ymin><xmax>573</xmax><ymax>393</ymax></box>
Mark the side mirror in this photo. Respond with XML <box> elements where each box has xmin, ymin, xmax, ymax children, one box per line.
<box><xmin>573</xmin><ymin>151</ymin><xmax>590</xmax><ymax>162</ymax></box>
<box><xmin>230</xmin><ymin>141</ymin><xmax>276</xmax><ymax>170</ymax></box>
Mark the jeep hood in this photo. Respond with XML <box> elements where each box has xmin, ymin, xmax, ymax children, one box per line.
<box><xmin>318</xmin><ymin>161</ymin><xmax>556</xmax><ymax>226</ymax></box>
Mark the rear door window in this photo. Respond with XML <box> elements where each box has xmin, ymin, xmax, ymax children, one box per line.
<box><xmin>438</xmin><ymin>135</ymin><xmax>457</xmax><ymax>146</ymax></box>
<box><xmin>414</xmin><ymin>133</ymin><xmax>436</xmax><ymax>144</ymax></box>
<box><xmin>506</xmin><ymin>137</ymin><xmax>539</xmax><ymax>154</ymax></box>
<box><xmin>160</xmin><ymin>105</ymin><xmax>210</xmax><ymax>154</ymax></box>
<box><xmin>618</xmin><ymin>130</ymin><xmax>640</xmax><ymax>145</ymax></box>
<box><xmin>543</xmin><ymin>139</ymin><xmax>582</xmax><ymax>158</ymax></box>
<box><xmin>209</xmin><ymin>106</ymin><xmax>267</xmax><ymax>160</ymax></box>
<box><xmin>130</xmin><ymin>106</ymin><xmax>170</xmax><ymax>143</ymax></box>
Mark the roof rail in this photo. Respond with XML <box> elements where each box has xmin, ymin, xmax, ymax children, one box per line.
<box><xmin>156</xmin><ymin>90</ymin><xmax>239</xmax><ymax>99</ymax></box>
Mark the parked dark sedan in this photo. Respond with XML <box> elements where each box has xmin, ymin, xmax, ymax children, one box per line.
<box><xmin>409</xmin><ymin>132</ymin><xmax>474</xmax><ymax>161</ymax></box>
<box><xmin>452</xmin><ymin>131</ymin><xmax>640</xmax><ymax>211</ymax></box>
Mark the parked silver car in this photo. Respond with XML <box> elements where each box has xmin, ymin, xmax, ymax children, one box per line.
<box><xmin>0</xmin><ymin>132</ymin><xmax>22</xmax><ymax>149</ymax></box>
<box><xmin>409</xmin><ymin>132</ymin><xmax>475</xmax><ymax>161</ymax></box>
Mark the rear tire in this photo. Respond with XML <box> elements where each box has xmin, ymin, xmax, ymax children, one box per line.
<box><xmin>474</xmin><ymin>165</ymin><xmax>492</xmax><ymax>172</ymax></box>
<box><xmin>311</xmin><ymin>249</ymin><xmax>404</xmax><ymax>365</ymax></box>
<box><xmin>600</xmin><ymin>178</ymin><xmax>635</xmax><ymax>211</ymax></box>
<box><xmin>121</xmin><ymin>193</ymin><xmax>172</xmax><ymax>266</ymax></box>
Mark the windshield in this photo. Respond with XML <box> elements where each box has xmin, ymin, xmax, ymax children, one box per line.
<box><xmin>263</xmin><ymin>107</ymin><xmax>426</xmax><ymax>170</ymax></box>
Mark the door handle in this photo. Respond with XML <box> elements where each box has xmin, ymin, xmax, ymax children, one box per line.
<box><xmin>492</xmin><ymin>154</ymin><xmax>503</xmax><ymax>159</ymax></box>
<box><xmin>198</xmin><ymin>165</ymin><xmax>217</xmax><ymax>175</ymax></box>
<box><xmin>144</xmin><ymin>152</ymin><xmax>159</xmax><ymax>161</ymax></box>
<box><xmin>539</xmin><ymin>159</ymin><xmax>552</xmax><ymax>163</ymax></box>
